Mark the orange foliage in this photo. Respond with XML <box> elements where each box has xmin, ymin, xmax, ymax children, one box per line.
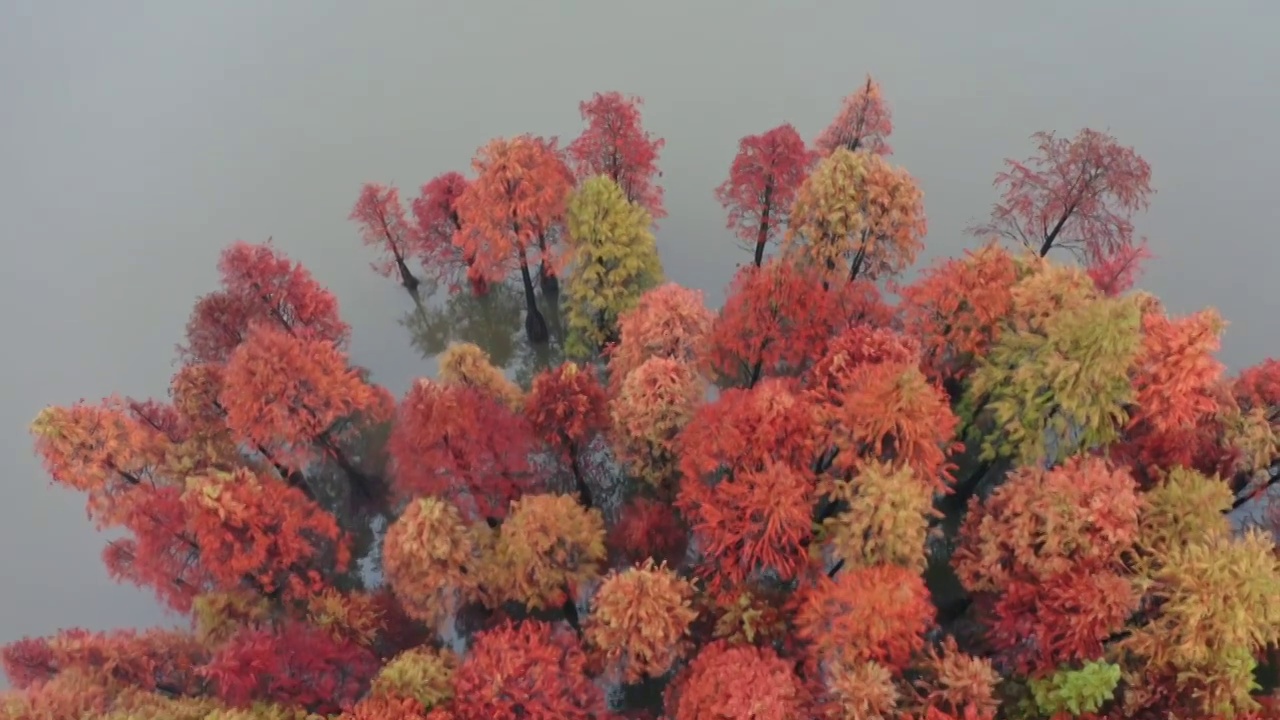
<box><xmin>451</xmin><ymin>621</ymin><xmax>602</xmax><ymax>720</ymax></box>
<box><xmin>480</xmin><ymin>493</ymin><xmax>606</xmax><ymax>610</ymax></box>
<box><xmin>669</xmin><ymin>641</ymin><xmax>810</xmax><ymax>720</ymax></box>
<box><xmin>710</xmin><ymin>259</ymin><xmax>892</xmax><ymax>386</ymax></box>
<box><xmin>607</xmin><ymin>283</ymin><xmax>715</xmax><ymax>395</ymax></box>
<box><xmin>898</xmin><ymin>241</ymin><xmax>1022</xmax><ymax>385</ymax></box>
<box><xmin>382</xmin><ymin>497</ymin><xmax>479</xmax><ymax>625</ymax></box>
<box><xmin>794</xmin><ymin>565</ymin><xmax>934</xmax><ymax>673</ymax></box>
<box><xmin>183</xmin><ymin>467</ymin><xmax>348</xmax><ymax>600</ymax></box>
<box><xmin>676</xmin><ymin>379</ymin><xmax>820</xmax><ymax>589</ymax></box>
<box><xmin>953</xmin><ymin>457</ymin><xmax>1141</xmax><ymax>593</ymax></box>
<box><xmin>219</xmin><ymin>323</ymin><xmax>393</xmax><ymax>477</ymax></box>
<box><xmin>180</xmin><ymin>240</ymin><xmax>350</xmax><ymax>365</ymax></box>
<box><xmin>586</xmin><ymin>559</ymin><xmax>698</xmax><ymax>682</ymax></box>
<box><xmin>611</xmin><ymin>356</ymin><xmax>705</xmax><ymax>491</ymax></box>
<box><xmin>807</xmin><ymin>326</ymin><xmax>960</xmax><ymax>490</ymax></box>
<box><xmin>453</xmin><ymin>135</ymin><xmax>575</xmax><ymax>286</ymax></box>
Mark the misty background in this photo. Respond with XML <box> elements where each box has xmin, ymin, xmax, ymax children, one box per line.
<box><xmin>2</xmin><ymin>0</ymin><xmax>1278</xmax><ymax>659</ymax></box>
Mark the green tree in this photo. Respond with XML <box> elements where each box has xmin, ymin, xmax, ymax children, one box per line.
<box><xmin>562</xmin><ymin>176</ymin><xmax>664</xmax><ymax>358</ymax></box>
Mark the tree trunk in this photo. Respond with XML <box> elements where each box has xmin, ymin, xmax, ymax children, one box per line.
<box><xmin>518</xmin><ymin>252</ymin><xmax>549</xmax><ymax>344</ymax></box>
<box><xmin>395</xmin><ymin>256</ymin><xmax>421</xmax><ymax>295</ymax></box>
<box><xmin>754</xmin><ymin>181</ymin><xmax>773</xmax><ymax>267</ymax></box>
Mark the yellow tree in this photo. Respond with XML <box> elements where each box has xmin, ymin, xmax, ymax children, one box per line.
<box><xmin>784</xmin><ymin>147</ymin><xmax>926</xmax><ymax>287</ymax></box>
<box><xmin>563</xmin><ymin>176</ymin><xmax>665</xmax><ymax>357</ymax></box>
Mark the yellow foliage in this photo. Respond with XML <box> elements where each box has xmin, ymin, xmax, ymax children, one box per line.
<box><xmin>784</xmin><ymin>147</ymin><xmax>926</xmax><ymax>284</ymax></box>
<box><xmin>437</xmin><ymin>342</ymin><xmax>523</xmax><ymax>411</ymax></box>
<box><xmin>479</xmin><ymin>493</ymin><xmax>607</xmax><ymax>610</ymax></box>
<box><xmin>1136</xmin><ymin>466</ymin><xmax>1232</xmax><ymax>560</ymax></box>
<box><xmin>818</xmin><ymin>461</ymin><xmax>936</xmax><ymax>573</ymax></box>
<box><xmin>564</xmin><ymin>176</ymin><xmax>665</xmax><ymax>357</ymax></box>
<box><xmin>1120</xmin><ymin>530</ymin><xmax>1280</xmax><ymax>717</ymax></box>
<box><xmin>304</xmin><ymin>587</ymin><xmax>383</xmax><ymax>647</ymax></box>
<box><xmin>369</xmin><ymin>645</ymin><xmax>457</xmax><ymax>710</ymax></box>
<box><xmin>192</xmin><ymin>590</ymin><xmax>271</xmax><ymax>644</ymax></box>
<box><xmin>967</xmin><ymin>292</ymin><xmax>1143</xmax><ymax>465</ymax></box>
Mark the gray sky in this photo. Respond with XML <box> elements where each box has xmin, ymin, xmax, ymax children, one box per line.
<box><xmin>2</xmin><ymin>0</ymin><xmax>1278</xmax><ymax>655</ymax></box>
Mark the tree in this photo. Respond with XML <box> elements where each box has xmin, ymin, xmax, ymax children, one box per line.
<box><xmin>411</xmin><ymin>171</ymin><xmax>487</xmax><ymax>296</ymax></box>
<box><xmin>562</xmin><ymin>175</ymin><xmax>665</xmax><ymax>357</ymax></box>
<box><xmin>454</xmin><ymin>135</ymin><xmax>576</xmax><ymax>343</ymax></box>
<box><xmin>567</xmin><ymin>91</ymin><xmax>666</xmax><ymax>221</ymax></box>
<box><xmin>14</xmin><ymin>87</ymin><xmax>1280</xmax><ymax>720</ymax></box>
<box><xmin>971</xmin><ymin>128</ymin><xmax>1154</xmax><ymax>267</ymax></box>
<box><xmin>714</xmin><ymin>124</ymin><xmax>816</xmax><ymax>266</ymax></box>
<box><xmin>350</xmin><ymin>182</ymin><xmax>424</xmax><ymax>296</ymax></box>
<box><xmin>815</xmin><ymin>74</ymin><xmax>894</xmax><ymax>156</ymax></box>
<box><xmin>181</xmin><ymin>239</ymin><xmax>351</xmax><ymax>365</ymax></box>
<box><xmin>784</xmin><ymin>147</ymin><xmax>927</xmax><ymax>287</ymax></box>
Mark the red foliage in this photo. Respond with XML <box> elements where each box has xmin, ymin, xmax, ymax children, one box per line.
<box><xmin>1234</xmin><ymin>358</ymin><xmax>1280</xmax><ymax>415</ymax></box>
<box><xmin>668</xmin><ymin>641</ymin><xmax>810</xmax><ymax>720</ymax></box>
<box><xmin>985</xmin><ymin>562</ymin><xmax>1138</xmax><ymax>675</ymax></box>
<box><xmin>898</xmin><ymin>242</ymin><xmax>1021</xmax><ymax>385</ymax></box>
<box><xmin>710</xmin><ymin>258</ymin><xmax>893</xmax><ymax>390</ymax></box>
<box><xmin>1</xmin><ymin>628</ymin><xmax>207</xmax><ymax>695</ymax></box>
<box><xmin>794</xmin><ymin>564</ymin><xmax>934</xmax><ymax>673</ymax></box>
<box><xmin>180</xmin><ymin>240</ymin><xmax>350</xmax><ymax>365</ymax></box>
<box><xmin>387</xmin><ymin>380</ymin><xmax>545</xmax><ymax>521</ymax></box>
<box><xmin>350</xmin><ymin>182</ymin><xmax>421</xmax><ymax>288</ymax></box>
<box><xmin>568</xmin><ymin>91</ymin><xmax>666</xmax><ymax>220</ymax></box>
<box><xmin>807</xmin><ymin>326</ymin><xmax>960</xmax><ymax>490</ymax></box>
<box><xmin>972</xmin><ymin>128</ymin><xmax>1154</xmax><ymax>264</ymax></box>
<box><xmin>451</xmin><ymin>621</ymin><xmax>602</xmax><ymax>720</ymax></box>
<box><xmin>454</xmin><ymin>135</ymin><xmax>576</xmax><ymax>287</ymax></box>
<box><xmin>608</xmin><ymin>496</ymin><xmax>689</xmax><ymax>566</ymax></box>
<box><xmin>715</xmin><ymin>124</ymin><xmax>817</xmax><ymax>264</ymax></box>
<box><xmin>412</xmin><ymin>171</ymin><xmax>486</xmax><ymax>294</ymax></box>
<box><xmin>182</xmin><ymin>467</ymin><xmax>349</xmax><ymax>600</ymax></box>
<box><xmin>219</xmin><ymin>323</ymin><xmax>393</xmax><ymax>477</ymax></box>
<box><xmin>677</xmin><ymin>379</ymin><xmax>819</xmax><ymax>589</ymax></box>
<box><xmin>1086</xmin><ymin>237</ymin><xmax>1152</xmax><ymax>296</ymax></box>
<box><xmin>525</xmin><ymin>362</ymin><xmax>609</xmax><ymax>461</ymax></box>
<box><xmin>201</xmin><ymin>621</ymin><xmax>380</xmax><ymax>714</ymax></box>
<box><xmin>815</xmin><ymin>75</ymin><xmax>894</xmax><ymax>156</ymax></box>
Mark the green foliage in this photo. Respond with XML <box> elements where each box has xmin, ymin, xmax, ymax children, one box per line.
<box><xmin>967</xmin><ymin>294</ymin><xmax>1142</xmax><ymax>465</ymax></box>
<box><xmin>563</xmin><ymin>176</ymin><xmax>664</xmax><ymax>357</ymax></box>
<box><xmin>1027</xmin><ymin>660</ymin><xmax>1121</xmax><ymax>717</ymax></box>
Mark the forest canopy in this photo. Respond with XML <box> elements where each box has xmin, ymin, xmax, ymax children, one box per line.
<box><xmin>6</xmin><ymin>78</ymin><xmax>1280</xmax><ymax>720</ymax></box>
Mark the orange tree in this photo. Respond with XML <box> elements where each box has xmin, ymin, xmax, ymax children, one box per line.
<box><xmin>7</xmin><ymin>81</ymin><xmax>1280</xmax><ymax>720</ymax></box>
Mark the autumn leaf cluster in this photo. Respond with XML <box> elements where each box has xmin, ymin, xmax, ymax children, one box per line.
<box><xmin>7</xmin><ymin>77</ymin><xmax>1280</xmax><ymax>720</ymax></box>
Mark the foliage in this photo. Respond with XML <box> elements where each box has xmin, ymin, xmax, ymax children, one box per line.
<box><xmin>567</xmin><ymin>91</ymin><xmax>666</xmax><ymax>220</ymax></box>
<box><xmin>785</xmin><ymin>147</ymin><xmax>926</xmax><ymax>285</ymax></box>
<box><xmin>13</xmin><ymin>80</ymin><xmax>1280</xmax><ymax>720</ymax></box>
<box><xmin>562</xmin><ymin>175</ymin><xmax>665</xmax><ymax>356</ymax></box>
<box><xmin>815</xmin><ymin>74</ymin><xmax>895</xmax><ymax>156</ymax></box>
<box><xmin>1027</xmin><ymin>661</ymin><xmax>1122</xmax><ymax>717</ymax></box>
<box><xmin>585</xmin><ymin>559</ymin><xmax>698</xmax><ymax>682</ymax></box>
<box><xmin>714</xmin><ymin>123</ymin><xmax>816</xmax><ymax>264</ymax></box>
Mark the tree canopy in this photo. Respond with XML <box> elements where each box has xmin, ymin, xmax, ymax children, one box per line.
<box><xmin>9</xmin><ymin>78</ymin><xmax>1280</xmax><ymax>720</ymax></box>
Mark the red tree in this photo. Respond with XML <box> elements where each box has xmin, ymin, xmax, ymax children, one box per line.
<box><xmin>714</xmin><ymin>123</ymin><xmax>816</xmax><ymax>266</ymax></box>
<box><xmin>350</xmin><ymin>182</ymin><xmax>423</xmax><ymax>295</ymax></box>
<box><xmin>567</xmin><ymin>91</ymin><xmax>666</xmax><ymax>220</ymax></box>
<box><xmin>412</xmin><ymin>171</ymin><xmax>487</xmax><ymax>295</ymax></box>
<box><xmin>451</xmin><ymin>621</ymin><xmax>602</xmax><ymax>720</ymax></box>
<box><xmin>180</xmin><ymin>240</ymin><xmax>350</xmax><ymax>365</ymax></box>
<box><xmin>971</xmin><ymin>128</ymin><xmax>1154</xmax><ymax>266</ymax></box>
<box><xmin>815</xmin><ymin>74</ymin><xmax>894</xmax><ymax>156</ymax></box>
<box><xmin>386</xmin><ymin>379</ymin><xmax>545</xmax><ymax>522</ymax></box>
